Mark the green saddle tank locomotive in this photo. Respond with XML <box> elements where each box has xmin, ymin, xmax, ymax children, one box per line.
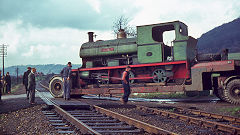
<box><xmin>49</xmin><ymin>21</ymin><xmax>240</xmax><ymax>105</ymax></box>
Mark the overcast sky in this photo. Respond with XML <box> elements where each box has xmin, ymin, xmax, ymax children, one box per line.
<box><xmin>0</xmin><ymin>0</ymin><xmax>239</xmax><ymax>67</ymax></box>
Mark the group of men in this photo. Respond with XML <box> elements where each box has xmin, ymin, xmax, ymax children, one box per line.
<box><xmin>22</xmin><ymin>62</ymin><xmax>131</xmax><ymax>105</ymax></box>
<box><xmin>0</xmin><ymin>71</ymin><xmax>12</xmax><ymax>101</ymax></box>
<box><xmin>60</xmin><ymin>62</ymin><xmax>131</xmax><ymax>104</ymax></box>
<box><xmin>21</xmin><ymin>62</ymin><xmax>72</xmax><ymax>104</ymax></box>
<box><xmin>23</xmin><ymin>67</ymin><xmax>36</xmax><ymax>104</ymax></box>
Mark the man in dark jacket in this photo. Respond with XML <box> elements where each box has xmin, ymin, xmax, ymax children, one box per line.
<box><xmin>5</xmin><ymin>72</ymin><xmax>11</xmax><ymax>94</ymax></box>
<box><xmin>61</xmin><ymin>62</ymin><xmax>72</xmax><ymax>100</ymax></box>
<box><xmin>23</xmin><ymin>67</ymin><xmax>31</xmax><ymax>99</ymax></box>
<box><xmin>28</xmin><ymin>68</ymin><xmax>36</xmax><ymax>104</ymax></box>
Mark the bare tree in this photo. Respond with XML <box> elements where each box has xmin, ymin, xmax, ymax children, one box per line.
<box><xmin>112</xmin><ymin>15</ymin><xmax>136</xmax><ymax>37</ymax></box>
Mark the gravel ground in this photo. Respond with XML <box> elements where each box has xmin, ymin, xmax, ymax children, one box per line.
<box><xmin>81</xmin><ymin>99</ymin><xmax>233</xmax><ymax>135</ymax></box>
<box><xmin>159</xmin><ymin>101</ymin><xmax>240</xmax><ymax>118</ymax></box>
<box><xmin>0</xmin><ymin>83</ymin><xmax>57</xmax><ymax>135</ymax></box>
<box><xmin>10</xmin><ymin>80</ymin><xmax>236</xmax><ymax>135</ymax></box>
<box><xmin>108</xmin><ymin>107</ymin><xmax>226</xmax><ymax>135</ymax></box>
<box><xmin>0</xmin><ymin>105</ymin><xmax>56</xmax><ymax>135</ymax></box>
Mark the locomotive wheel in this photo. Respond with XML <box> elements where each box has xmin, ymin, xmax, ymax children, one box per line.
<box><xmin>223</xmin><ymin>79</ymin><xmax>240</xmax><ymax>104</ymax></box>
<box><xmin>152</xmin><ymin>69</ymin><xmax>167</xmax><ymax>83</ymax></box>
<box><xmin>129</xmin><ymin>71</ymin><xmax>135</xmax><ymax>84</ymax></box>
<box><xmin>49</xmin><ymin>76</ymin><xmax>64</xmax><ymax>98</ymax></box>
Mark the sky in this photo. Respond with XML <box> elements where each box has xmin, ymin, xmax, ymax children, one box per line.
<box><xmin>0</xmin><ymin>0</ymin><xmax>239</xmax><ymax>67</ymax></box>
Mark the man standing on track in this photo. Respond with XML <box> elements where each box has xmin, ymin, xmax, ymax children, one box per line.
<box><xmin>5</xmin><ymin>72</ymin><xmax>11</xmax><ymax>94</ymax></box>
<box><xmin>120</xmin><ymin>65</ymin><xmax>131</xmax><ymax>104</ymax></box>
<box><xmin>61</xmin><ymin>62</ymin><xmax>72</xmax><ymax>100</ymax></box>
<box><xmin>23</xmin><ymin>67</ymin><xmax>31</xmax><ymax>99</ymax></box>
<box><xmin>28</xmin><ymin>68</ymin><xmax>36</xmax><ymax>104</ymax></box>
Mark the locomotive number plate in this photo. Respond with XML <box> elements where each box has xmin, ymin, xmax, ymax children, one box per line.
<box><xmin>101</xmin><ymin>48</ymin><xmax>114</xmax><ymax>52</ymax></box>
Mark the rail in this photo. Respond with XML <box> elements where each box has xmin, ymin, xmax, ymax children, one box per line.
<box><xmin>40</xmin><ymin>81</ymin><xmax>240</xmax><ymax>134</ymax></box>
<box><xmin>37</xmin><ymin>84</ymin><xmax>178</xmax><ymax>134</ymax></box>
<box><xmin>136</xmin><ymin>105</ymin><xmax>240</xmax><ymax>134</ymax></box>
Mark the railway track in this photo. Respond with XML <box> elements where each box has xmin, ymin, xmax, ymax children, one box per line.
<box><xmin>37</xmin><ymin>88</ymin><xmax>177</xmax><ymax>134</ymax></box>
<box><xmin>39</xmin><ymin>82</ymin><xmax>240</xmax><ymax>134</ymax></box>
<box><xmin>136</xmin><ymin>105</ymin><xmax>240</xmax><ymax>135</ymax></box>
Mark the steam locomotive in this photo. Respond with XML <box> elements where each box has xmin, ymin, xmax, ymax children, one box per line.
<box><xmin>49</xmin><ymin>21</ymin><xmax>240</xmax><ymax>104</ymax></box>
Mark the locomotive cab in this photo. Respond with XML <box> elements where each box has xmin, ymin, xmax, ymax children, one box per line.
<box><xmin>137</xmin><ymin>21</ymin><xmax>197</xmax><ymax>64</ymax></box>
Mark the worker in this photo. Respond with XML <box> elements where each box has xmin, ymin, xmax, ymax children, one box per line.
<box><xmin>5</xmin><ymin>72</ymin><xmax>11</xmax><ymax>94</ymax></box>
<box><xmin>23</xmin><ymin>67</ymin><xmax>31</xmax><ymax>99</ymax></box>
<box><xmin>120</xmin><ymin>65</ymin><xmax>131</xmax><ymax>104</ymax></box>
<box><xmin>28</xmin><ymin>68</ymin><xmax>36</xmax><ymax>104</ymax></box>
<box><xmin>61</xmin><ymin>62</ymin><xmax>72</xmax><ymax>100</ymax></box>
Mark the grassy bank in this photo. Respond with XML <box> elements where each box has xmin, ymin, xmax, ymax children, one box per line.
<box><xmin>220</xmin><ymin>107</ymin><xmax>240</xmax><ymax>117</ymax></box>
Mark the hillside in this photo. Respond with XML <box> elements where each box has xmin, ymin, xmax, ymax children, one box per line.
<box><xmin>197</xmin><ymin>17</ymin><xmax>240</xmax><ymax>53</ymax></box>
<box><xmin>2</xmin><ymin>64</ymin><xmax>81</xmax><ymax>76</ymax></box>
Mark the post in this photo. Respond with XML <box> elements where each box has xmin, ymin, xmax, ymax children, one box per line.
<box><xmin>2</xmin><ymin>45</ymin><xmax>4</xmax><ymax>94</ymax></box>
<box><xmin>0</xmin><ymin>44</ymin><xmax>7</xmax><ymax>94</ymax></box>
<box><xmin>2</xmin><ymin>45</ymin><xmax>4</xmax><ymax>78</ymax></box>
<box><xmin>16</xmin><ymin>67</ymin><xmax>19</xmax><ymax>83</ymax></box>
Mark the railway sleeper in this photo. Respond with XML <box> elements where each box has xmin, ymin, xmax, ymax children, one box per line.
<box><xmin>57</xmin><ymin>131</ymin><xmax>75</xmax><ymax>134</ymax></box>
<box><xmin>136</xmin><ymin>105</ymin><xmax>240</xmax><ymax>134</ymax></box>
<box><xmin>42</xmin><ymin>110</ymin><xmax>76</xmax><ymax>134</ymax></box>
<box><xmin>91</xmin><ymin>125</ymin><xmax>135</xmax><ymax>130</ymax></box>
<box><xmin>95</xmin><ymin>129</ymin><xmax>143</xmax><ymax>134</ymax></box>
<box><xmin>71</xmin><ymin>114</ymin><xmax>105</xmax><ymax>117</ymax></box>
<box><xmin>51</xmin><ymin>123</ymin><xmax>68</xmax><ymax>126</ymax></box>
<box><xmin>55</xmin><ymin>126</ymin><xmax>72</xmax><ymax>130</ymax></box>
<box><xmin>217</xmin><ymin>125</ymin><xmax>237</xmax><ymax>134</ymax></box>
<box><xmin>70</xmin><ymin>113</ymin><xmax>101</xmax><ymax>115</ymax></box>
<box><xmin>66</xmin><ymin>109</ymin><xmax>147</xmax><ymax>134</ymax></box>
<box><xmin>76</xmin><ymin>116</ymin><xmax>112</xmax><ymax>120</ymax></box>
<box><xmin>47</xmin><ymin>117</ymin><xmax>61</xmax><ymax>120</ymax></box>
<box><xmin>176</xmin><ymin>106</ymin><xmax>240</xmax><ymax>124</ymax></box>
<box><xmin>86</xmin><ymin>122</ymin><xmax>125</xmax><ymax>126</ymax></box>
<box><xmin>67</xmin><ymin>110</ymin><xmax>98</xmax><ymax>114</ymax></box>
<box><xmin>80</xmin><ymin>119</ymin><xmax>119</xmax><ymax>123</ymax></box>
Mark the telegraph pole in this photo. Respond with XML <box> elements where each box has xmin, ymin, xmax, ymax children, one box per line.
<box><xmin>16</xmin><ymin>67</ymin><xmax>19</xmax><ymax>83</ymax></box>
<box><xmin>0</xmin><ymin>44</ymin><xmax>7</xmax><ymax>94</ymax></box>
<box><xmin>0</xmin><ymin>44</ymin><xmax>7</xmax><ymax>76</ymax></box>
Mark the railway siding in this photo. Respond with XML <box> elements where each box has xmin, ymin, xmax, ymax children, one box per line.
<box><xmin>136</xmin><ymin>105</ymin><xmax>240</xmax><ymax>134</ymax></box>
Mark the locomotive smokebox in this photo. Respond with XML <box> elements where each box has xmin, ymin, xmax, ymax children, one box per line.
<box><xmin>117</xmin><ymin>29</ymin><xmax>127</xmax><ymax>39</ymax></box>
<box><xmin>88</xmin><ymin>32</ymin><xmax>94</xmax><ymax>42</ymax></box>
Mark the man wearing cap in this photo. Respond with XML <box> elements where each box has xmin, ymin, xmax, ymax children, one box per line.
<box><xmin>23</xmin><ymin>67</ymin><xmax>31</xmax><ymax>99</ymax></box>
<box><xmin>28</xmin><ymin>68</ymin><xmax>36</xmax><ymax>104</ymax></box>
<box><xmin>5</xmin><ymin>72</ymin><xmax>11</xmax><ymax>94</ymax></box>
<box><xmin>61</xmin><ymin>62</ymin><xmax>72</xmax><ymax>100</ymax></box>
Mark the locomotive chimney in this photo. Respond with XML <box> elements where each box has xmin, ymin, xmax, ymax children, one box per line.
<box><xmin>117</xmin><ymin>29</ymin><xmax>127</xmax><ymax>39</ymax></box>
<box><xmin>88</xmin><ymin>32</ymin><xmax>94</xmax><ymax>42</ymax></box>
